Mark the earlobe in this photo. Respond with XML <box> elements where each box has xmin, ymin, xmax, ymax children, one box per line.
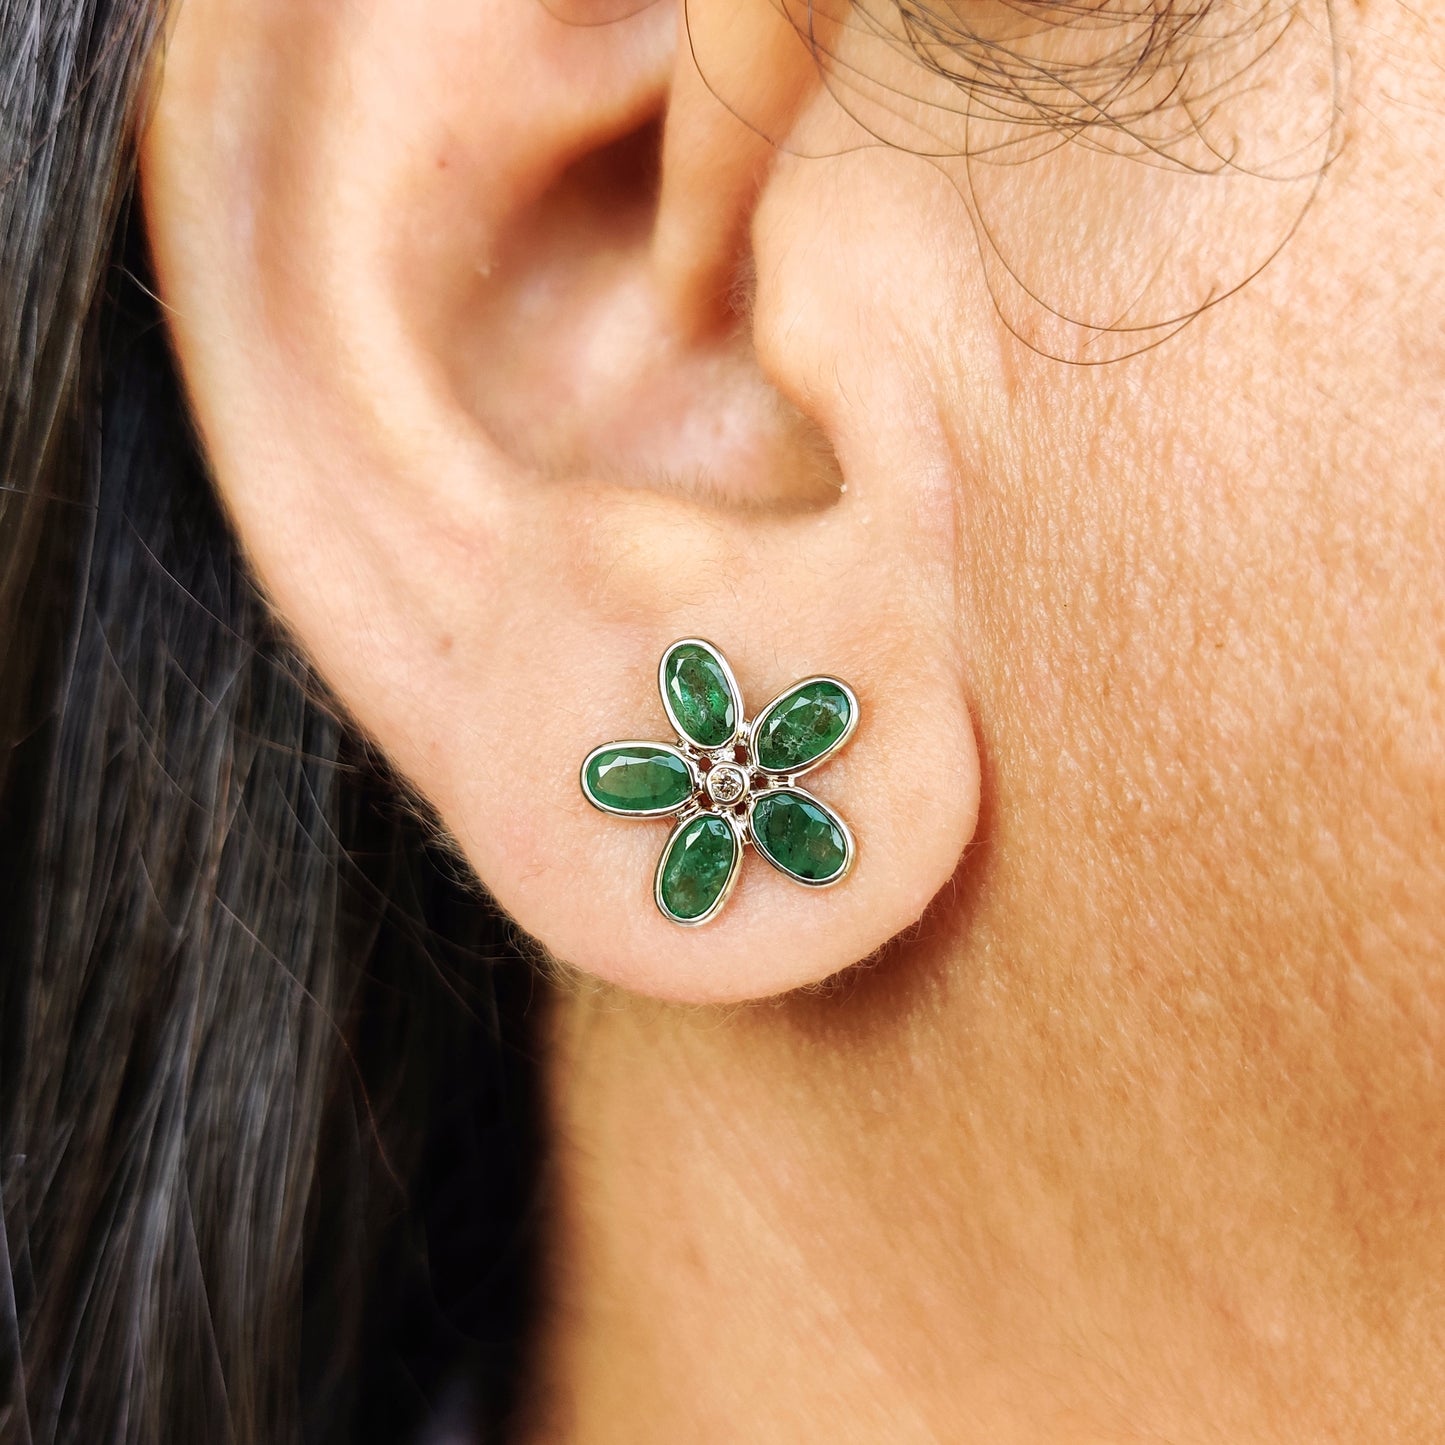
<box><xmin>141</xmin><ymin>0</ymin><xmax>981</xmax><ymax>1002</ymax></box>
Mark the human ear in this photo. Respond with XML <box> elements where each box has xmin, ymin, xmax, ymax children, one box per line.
<box><xmin>140</xmin><ymin>0</ymin><xmax>979</xmax><ymax>1003</ymax></box>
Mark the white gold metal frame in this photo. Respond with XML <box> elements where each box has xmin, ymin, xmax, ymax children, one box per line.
<box><xmin>748</xmin><ymin>675</ymin><xmax>860</xmax><ymax>778</ymax></box>
<box><xmin>578</xmin><ymin>740</ymin><xmax>700</xmax><ymax>819</ymax></box>
<box><xmin>658</xmin><ymin>636</ymin><xmax>745</xmax><ymax>752</ymax></box>
<box><xmin>652</xmin><ymin>809</ymin><xmax>746</xmax><ymax>927</ymax></box>
<box><xmin>747</xmin><ymin>787</ymin><xmax>857</xmax><ymax>889</ymax></box>
<box><xmin>581</xmin><ymin>638</ymin><xmax>859</xmax><ymax>925</ymax></box>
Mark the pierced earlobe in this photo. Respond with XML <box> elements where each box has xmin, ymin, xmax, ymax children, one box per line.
<box><xmin>141</xmin><ymin>0</ymin><xmax>980</xmax><ymax>1000</ymax></box>
<box><xmin>580</xmin><ymin>638</ymin><xmax>858</xmax><ymax>925</ymax></box>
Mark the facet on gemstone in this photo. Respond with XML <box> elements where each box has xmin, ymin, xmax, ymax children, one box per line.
<box><xmin>660</xmin><ymin>639</ymin><xmax>739</xmax><ymax>749</ymax></box>
<box><xmin>752</xmin><ymin>677</ymin><xmax>855</xmax><ymax>774</ymax></box>
<box><xmin>749</xmin><ymin>788</ymin><xmax>852</xmax><ymax>885</ymax></box>
<box><xmin>656</xmin><ymin>813</ymin><xmax>741</xmax><ymax>923</ymax></box>
<box><xmin>581</xmin><ymin>743</ymin><xmax>695</xmax><ymax>815</ymax></box>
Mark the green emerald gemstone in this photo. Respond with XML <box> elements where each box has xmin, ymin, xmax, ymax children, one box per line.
<box><xmin>662</xmin><ymin>641</ymin><xmax>737</xmax><ymax>748</ymax></box>
<box><xmin>657</xmin><ymin>814</ymin><xmax>739</xmax><ymax>921</ymax></box>
<box><xmin>754</xmin><ymin>679</ymin><xmax>852</xmax><ymax>773</ymax></box>
<box><xmin>583</xmin><ymin>745</ymin><xmax>693</xmax><ymax>813</ymax></box>
<box><xmin>750</xmin><ymin>790</ymin><xmax>850</xmax><ymax>884</ymax></box>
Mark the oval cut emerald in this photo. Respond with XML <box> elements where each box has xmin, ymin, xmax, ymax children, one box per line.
<box><xmin>753</xmin><ymin>680</ymin><xmax>852</xmax><ymax>773</ymax></box>
<box><xmin>750</xmin><ymin>790</ymin><xmax>850</xmax><ymax>884</ymax></box>
<box><xmin>657</xmin><ymin>814</ymin><xmax>739</xmax><ymax>922</ymax></box>
<box><xmin>662</xmin><ymin>641</ymin><xmax>737</xmax><ymax>748</ymax></box>
<box><xmin>583</xmin><ymin>745</ymin><xmax>693</xmax><ymax>814</ymax></box>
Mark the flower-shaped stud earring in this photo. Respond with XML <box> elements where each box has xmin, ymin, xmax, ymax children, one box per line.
<box><xmin>580</xmin><ymin>639</ymin><xmax>859</xmax><ymax>925</ymax></box>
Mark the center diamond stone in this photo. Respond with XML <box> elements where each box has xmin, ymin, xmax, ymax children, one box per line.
<box><xmin>705</xmin><ymin>762</ymin><xmax>747</xmax><ymax>806</ymax></box>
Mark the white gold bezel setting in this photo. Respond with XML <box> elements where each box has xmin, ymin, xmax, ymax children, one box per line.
<box><xmin>747</xmin><ymin>785</ymin><xmax>857</xmax><ymax>888</ymax></box>
<box><xmin>582</xmin><ymin>640</ymin><xmax>860</xmax><ymax>925</ymax></box>
<box><xmin>748</xmin><ymin>675</ymin><xmax>860</xmax><ymax>778</ymax></box>
<box><xmin>653</xmin><ymin>807</ymin><xmax>747</xmax><ymax>927</ymax></box>
<box><xmin>579</xmin><ymin>740</ymin><xmax>699</xmax><ymax>819</ymax></box>
<box><xmin>658</xmin><ymin>637</ymin><xmax>745</xmax><ymax>752</ymax></box>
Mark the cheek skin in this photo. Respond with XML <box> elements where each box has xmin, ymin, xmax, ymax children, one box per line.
<box><xmin>748</xmin><ymin>14</ymin><xmax>1445</xmax><ymax>1416</ymax></box>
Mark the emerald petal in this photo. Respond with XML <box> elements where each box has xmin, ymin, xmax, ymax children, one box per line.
<box><xmin>753</xmin><ymin>678</ymin><xmax>855</xmax><ymax>774</ymax></box>
<box><xmin>582</xmin><ymin>744</ymin><xmax>694</xmax><ymax>815</ymax></box>
<box><xmin>750</xmin><ymin>789</ymin><xmax>852</xmax><ymax>885</ymax></box>
<box><xmin>660</xmin><ymin>640</ymin><xmax>739</xmax><ymax>749</ymax></box>
<box><xmin>656</xmin><ymin>813</ymin><xmax>740</xmax><ymax>923</ymax></box>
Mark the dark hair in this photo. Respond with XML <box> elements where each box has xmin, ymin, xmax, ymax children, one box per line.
<box><xmin>1</xmin><ymin>6</ymin><xmax>539</xmax><ymax>1441</ymax></box>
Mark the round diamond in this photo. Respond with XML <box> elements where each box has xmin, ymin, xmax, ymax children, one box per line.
<box><xmin>705</xmin><ymin>762</ymin><xmax>747</xmax><ymax>806</ymax></box>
